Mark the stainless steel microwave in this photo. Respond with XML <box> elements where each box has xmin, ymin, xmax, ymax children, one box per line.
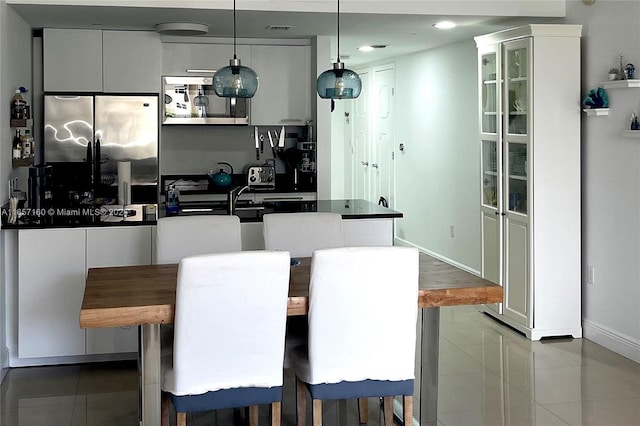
<box><xmin>162</xmin><ymin>76</ymin><xmax>249</xmax><ymax>125</ymax></box>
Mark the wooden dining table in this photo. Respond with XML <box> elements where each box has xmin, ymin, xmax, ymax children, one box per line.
<box><xmin>80</xmin><ymin>252</ymin><xmax>502</xmax><ymax>426</ymax></box>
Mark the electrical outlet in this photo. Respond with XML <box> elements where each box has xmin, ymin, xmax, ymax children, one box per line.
<box><xmin>450</xmin><ymin>225</ymin><xmax>455</xmax><ymax>238</ymax></box>
<box><xmin>587</xmin><ymin>266</ymin><xmax>595</xmax><ymax>285</ymax></box>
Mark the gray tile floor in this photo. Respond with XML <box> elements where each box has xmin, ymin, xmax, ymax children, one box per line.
<box><xmin>2</xmin><ymin>305</ymin><xmax>640</xmax><ymax>425</ymax></box>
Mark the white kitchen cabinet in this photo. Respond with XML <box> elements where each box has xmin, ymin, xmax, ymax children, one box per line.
<box><xmin>240</xmin><ymin>217</ymin><xmax>394</xmax><ymax>251</ymax></box>
<box><xmin>85</xmin><ymin>226</ymin><xmax>153</xmax><ymax>355</ymax></box>
<box><xmin>250</xmin><ymin>45</ymin><xmax>311</xmax><ymax>125</ymax></box>
<box><xmin>475</xmin><ymin>25</ymin><xmax>582</xmax><ymax>340</ymax></box>
<box><xmin>102</xmin><ymin>31</ymin><xmax>161</xmax><ymax>93</ymax></box>
<box><xmin>18</xmin><ymin>228</ymin><xmax>87</xmax><ymax>358</ymax></box>
<box><xmin>44</xmin><ymin>29</ymin><xmax>161</xmax><ymax>93</ymax></box>
<box><xmin>342</xmin><ymin>218</ymin><xmax>394</xmax><ymax>246</ymax></box>
<box><xmin>18</xmin><ymin>226</ymin><xmax>154</xmax><ymax>361</ymax></box>
<box><xmin>44</xmin><ymin>28</ymin><xmax>103</xmax><ymax>92</ymax></box>
<box><xmin>161</xmin><ymin>43</ymin><xmax>251</xmax><ymax>76</ymax></box>
<box><xmin>241</xmin><ymin>222</ymin><xmax>265</xmax><ymax>251</ymax></box>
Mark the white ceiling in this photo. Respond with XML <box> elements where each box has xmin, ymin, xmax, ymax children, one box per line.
<box><xmin>9</xmin><ymin>2</ymin><xmax>563</xmax><ymax>67</ymax></box>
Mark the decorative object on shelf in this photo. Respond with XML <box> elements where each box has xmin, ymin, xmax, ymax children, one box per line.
<box><xmin>316</xmin><ymin>0</ymin><xmax>362</xmax><ymax>99</ymax></box>
<box><xmin>617</xmin><ymin>54</ymin><xmax>628</xmax><ymax>80</ymax></box>
<box><xmin>625</xmin><ymin>63</ymin><xmax>635</xmax><ymax>80</ymax></box>
<box><xmin>631</xmin><ymin>112</ymin><xmax>640</xmax><ymax>130</ymax></box>
<box><xmin>583</xmin><ymin>87</ymin><xmax>609</xmax><ymax>109</ymax></box>
<box><xmin>608</xmin><ymin>68</ymin><xmax>619</xmax><ymax>81</ymax></box>
<box><xmin>212</xmin><ymin>0</ymin><xmax>259</xmax><ymax>98</ymax></box>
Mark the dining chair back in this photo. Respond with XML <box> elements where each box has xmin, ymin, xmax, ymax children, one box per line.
<box><xmin>262</xmin><ymin>212</ymin><xmax>344</xmax><ymax>258</ymax></box>
<box><xmin>291</xmin><ymin>246</ymin><xmax>419</xmax><ymax>426</ymax></box>
<box><xmin>262</xmin><ymin>212</ymin><xmax>345</xmax><ymax>370</ymax></box>
<box><xmin>161</xmin><ymin>250</ymin><xmax>291</xmax><ymax>426</ymax></box>
<box><xmin>156</xmin><ymin>215</ymin><xmax>242</xmax><ymax>264</ymax></box>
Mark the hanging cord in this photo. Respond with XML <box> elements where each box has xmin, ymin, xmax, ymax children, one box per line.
<box><xmin>336</xmin><ymin>0</ymin><xmax>341</xmax><ymax>63</ymax></box>
<box><xmin>233</xmin><ymin>0</ymin><xmax>237</xmax><ymax>59</ymax></box>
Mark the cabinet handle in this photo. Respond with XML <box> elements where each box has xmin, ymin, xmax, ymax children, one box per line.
<box><xmin>361</xmin><ymin>161</ymin><xmax>369</xmax><ymax>166</ymax></box>
<box><xmin>371</xmin><ymin>163</ymin><xmax>379</xmax><ymax>169</ymax></box>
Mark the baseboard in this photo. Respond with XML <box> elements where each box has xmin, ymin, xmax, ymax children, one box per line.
<box><xmin>9</xmin><ymin>352</ymin><xmax>137</xmax><ymax>368</ymax></box>
<box><xmin>583</xmin><ymin>318</ymin><xmax>640</xmax><ymax>363</ymax></box>
<box><xmin>394</xmin><ymin>237</ymin><xmax>481</xmax><ymax>276</ymax></box>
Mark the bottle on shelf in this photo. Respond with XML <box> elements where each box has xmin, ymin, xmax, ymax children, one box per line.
<box><xmin>12</xmin><ymin>130</ymin><xmax>22</xmax><ymax>159</ymax></box>
<box><xmin>11</xmin><ymin>89</ymin><xmax>26</xmax><ymax>120</ymax></box>
<box><xmin>22</xmin><ymin>129</ymin><xmax>34</xmax><ymax>158</ymax></box>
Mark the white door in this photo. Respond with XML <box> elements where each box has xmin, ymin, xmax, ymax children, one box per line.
<box><xmin>371</xmin><ymin>65</ymin><xmax>396</xmax><ymax>208</ymax></box>
<box><xmin>353</xmin><ymin>70</ymin><xmax>370</xmax><ymax>200</ymax></box>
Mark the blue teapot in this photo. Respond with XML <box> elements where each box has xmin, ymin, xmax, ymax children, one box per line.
<box><xmin>208</xmin><ymin>162</ymin><xmax>234</xmax><ymax>187</ymax></box>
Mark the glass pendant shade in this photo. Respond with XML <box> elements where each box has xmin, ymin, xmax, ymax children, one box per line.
<box><xmin>317</xmin><ymin>62</ymin><xmax>362</xmax><ymax>99</ymax></box>
<box><xmin>213</xmin><ymin>58</ymin><xmax>259</xmax><ymax>98</ymax></box>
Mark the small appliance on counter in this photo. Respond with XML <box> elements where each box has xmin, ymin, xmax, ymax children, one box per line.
<box><xmin>247</xmin><ymin>163</ymin><xmax>275</xmax><ymax>189</ymax></box>
<box><xmin>28</xmin><ymin>165</ymin><xmax>53</xmax><ymax>210</ymax></box>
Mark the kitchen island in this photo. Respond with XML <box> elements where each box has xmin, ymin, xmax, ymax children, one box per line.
<box><xmin>161</xmin><ymin>198</ymin><xmax>403</xmax><ymax>249</ymax></box>
<box><xmin>2</xmin><ymin>199</ymin><xmax>402</xmax><ymax>367</ymax></box>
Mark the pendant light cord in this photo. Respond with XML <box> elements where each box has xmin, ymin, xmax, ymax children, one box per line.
<box><xmin>336</xmin><ymin>0</ymin><xmax>341</xmax><ymax>63</ymax></box>
<box><xmin>233</xmin><ymin>0</ymin><xmax>237</xmax><ymax>59</ymax></box>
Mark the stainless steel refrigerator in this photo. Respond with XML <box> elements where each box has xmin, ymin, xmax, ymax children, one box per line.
<box><xmin>43</xmin><ymin>95</ymin><xmax>158</xmax><ymax>205</ymax></box>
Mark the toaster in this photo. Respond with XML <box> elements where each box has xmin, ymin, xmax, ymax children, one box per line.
<box><xmin>247</xmin><ymin>165</ymin><xmax>275</xmax><ymax>188</ymax></box>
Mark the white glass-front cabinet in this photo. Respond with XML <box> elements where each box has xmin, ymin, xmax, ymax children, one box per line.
<box><xmin>475</xmin><ymin>25</ymin><xmax>582</xmax><ymax>340</ymax></box>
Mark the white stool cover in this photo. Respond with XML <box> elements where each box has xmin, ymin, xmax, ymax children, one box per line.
<box><xmin>156</xmin><ymin>215</ymin><xmax>242</xmax><ymax>264</ymax></box>
<box><xmin>294</xmin><ymin>246</ymin><xmax>419</xmax><ymax>385</ymax></box>
<box><xmin>263</xmin><ymin>212</ymin><xmax>344</xmax><ymax>258</ymax></box>
<box><xmin>162</xmin><ymin>250</ymin><xmax>291</xmax><ymax>396</ymax></box>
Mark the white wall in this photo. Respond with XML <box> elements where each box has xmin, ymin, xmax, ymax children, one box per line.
<box><xmin>565</xmin><ymin>0</ymin><xmax>640</xmax><ymax>362</ymax></box>
<box><xmin>392</xmin><ymin>40</ymin><xmax>481</xmax><ymax>272</ymax></box>
<box><xmin>0</xmin><ymin>0</ymin><xmax>32</xmax><ymax>380</ymax></box>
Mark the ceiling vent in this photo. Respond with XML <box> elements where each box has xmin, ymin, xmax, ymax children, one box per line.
<box><xmin>155</xmin><ymin>22</ymin><xmax>209</xmax><ymax>36</ymax></box>
<box><xmin>265</xmin><ymin>25</ymin><xmax>292</xmax><ymax>31</ymax></box>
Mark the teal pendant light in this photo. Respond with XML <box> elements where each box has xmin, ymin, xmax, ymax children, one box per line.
<box><xmin>213</xmin><ymin>0</ymin><xmax>259</xmax><ymax>98</ymax></box>
<box><xmin>317</xmin><ymin>0</ymin><xmax>361</xmax><ymax>99</ymax></box>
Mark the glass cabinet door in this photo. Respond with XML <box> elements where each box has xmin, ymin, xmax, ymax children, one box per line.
<box><xmin>481</xmin><ymin>139</ymin><xmax>498</xmax><ymax>208</ymax></box>
<box><xmin>504</xmin><ymin>39</ymin><xmax>529</xmax><ymax>136</ymax></box>
<box><xmin>506</xmin><ymin>141</ymin><xmax>527</xmax><ymax>215</ymax></box>
<box><xmin>481</xmin><ymin>51</ymin><xmax>498</xmax><ymax>134</ymax></box>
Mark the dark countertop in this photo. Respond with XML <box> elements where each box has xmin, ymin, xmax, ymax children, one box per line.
<box><xmin>1</xmin><ymin>204</ymin><xmax>157</xmax><ymax>230</ymax></box>
<box><xmin>2</xmin><ymin>199</ymin><xmax>402</xmax><ymax>229</ymax></box>
<box><xmin>160</xmin><ymin>199</ymin><xmax>403</xmax><ymax>223</ymax></box>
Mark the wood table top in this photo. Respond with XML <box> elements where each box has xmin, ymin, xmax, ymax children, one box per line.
<box><xmin>80</xmin><ymin>252</ymin><xmax>503</xmax><ymax>328</ymax></box>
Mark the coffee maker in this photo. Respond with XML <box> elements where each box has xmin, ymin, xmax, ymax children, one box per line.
<box><xmin>28</xmin><ymin>165</ymin><xmax>53</xmax><ymax>210</ymax></box>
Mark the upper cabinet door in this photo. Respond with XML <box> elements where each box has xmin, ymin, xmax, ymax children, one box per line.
<box><xmin>161</xmin><ymin>43</ymin><xmax>251</xmax><ymax>76</ymax></box>
<box><xmin>479</xmin><ymin>45</ymin><xmax>500</xmax><ymax>135</ymax></box>
<box><xmin>103</xmin><ymin>31</ymin><xmax>161</xmax><ymax>93</ymax></box>
<box><xmin>44</xmin><ymin>28</ymin><xmax>103</xmax><ymax>92</ymax></box>
<box><xmin>503</xmin><ymin>38</ymin><xmax>530</xmax><ymax>137</ymax></box>
<box><xmin>250</xmin><ymin>45</ymin><xmax>311</xmax><ymax>125</ymax></box>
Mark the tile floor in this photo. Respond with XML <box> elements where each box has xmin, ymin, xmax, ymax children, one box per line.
<box><xmin>1</xmin><ymin>305</ymin><xmax>639</xmax><ymax>425</ymax></box>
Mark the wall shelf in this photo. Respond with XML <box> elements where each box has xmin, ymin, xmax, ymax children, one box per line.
<box><xmin>10</xmin><ymin>118</ymin><xmax>33</xmax><ymax>128</ymax></box>
<box><xmin>602</xmin><ymin>79</ymin><xmax>640</xmax><ymax>89</ymax></box>
<box><xmin>583</xmin><ymin>108</ymin><xmax>610</xmax><ymax>116</ymax></box>
<box><xmin>622</xmin><ymin>130</ymin><xmax>640</xmax><ymax>138</ymax></box>
<box><xmin>12</xmin><ymin>158</ymin><xmax>33</xmax><ymax>167</ymax></box>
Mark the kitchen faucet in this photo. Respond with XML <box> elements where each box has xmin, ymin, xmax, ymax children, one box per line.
<box><xmin>227</xmin><ymin>185</ymin><xmax>250</xmax><ymax>215</ymax></box>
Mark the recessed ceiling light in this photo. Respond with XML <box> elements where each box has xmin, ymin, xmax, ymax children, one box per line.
<box><xmin>155</xmin><ymin>22</ymin><xmax>209</xmax><ymax>36</ymax></box>
<box><xmin>434</xmin><ymin>21</ymin><xmax>456</xmax><ymax>30</ymax></box>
